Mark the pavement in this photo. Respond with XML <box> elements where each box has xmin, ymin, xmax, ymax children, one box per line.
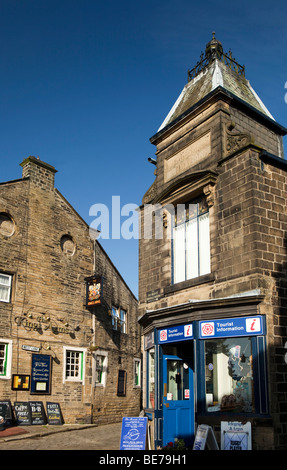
<box><xmin>0</xmin><ymin>421</ymin><xmax>123</xmax><ymax>449</ymax></box>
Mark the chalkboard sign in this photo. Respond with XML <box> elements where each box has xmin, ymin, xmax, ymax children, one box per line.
<box><xmin>120</xmin><ymin>417</ymin><xmax>148</xmax><ymax>450</ymax></box>
<box><xmin>29</xmin><ymin>401</ymin><xmax>46</xmax><ymax>425</ymax></box>
<box><xmin>31</xmin><ymin>354</ymin><xmax>52</xmax><ymax>394</ymax></box>
<box><xmin>0</xmin><ymin>400</ymin><xmax>13</xmax><ymax>426</ymax></box>
<box><xmin>46</xmin><ymin>402</ymin><xmax>63</xmax><ymax>425</ymax></box>
<box><xmin>14</xmin><ymin>402</ymin><xmax>32</xmax><ymax>425</ymax></box>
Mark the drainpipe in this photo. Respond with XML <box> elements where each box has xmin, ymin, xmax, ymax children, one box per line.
<box><xmin>90</xmin><ymin>239</ymin><xmax>97</xmax><ymax>423</ymax></box>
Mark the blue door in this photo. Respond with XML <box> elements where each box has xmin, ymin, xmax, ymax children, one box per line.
<box><xmin>162</xmin><ymin>353</ymin><xmax>194</xmax><ymax>447</ymax></box>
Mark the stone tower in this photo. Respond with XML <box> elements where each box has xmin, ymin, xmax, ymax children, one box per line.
<box><xmin>139</xmin><ymin>35</ymin><xmax>287</xmax><ymax>450</ymax></box>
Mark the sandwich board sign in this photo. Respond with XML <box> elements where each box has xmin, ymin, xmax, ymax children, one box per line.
<box><xmin>193</xmin><ymin>424</ymin><xmax>219</xmax><ymax>450</ymax></box>
<box><xmin>120</xmin><ymin>417</ymin><xmax>148</xmax><ymax>450</ymax></box>
<box><xmin>221</xmin><ymin>421</ymin><xmax>252</xmax><ymax>450</ymax></box>
<box><xmin>0</xmin><ymin>401</ymin><xmax>13</xmax><ymax>426</ymax></box>
<box><xmin>46</xmin><ymin>402</ymin><xmax>63</xmax><ymax>425</ymax></box>
<box><xmin>14</xmin><ymin>402</ymin><xmax>32</xmax><ymax>425</ymax></box>
<box><xmin>29</xmin><ymin>401</ymin><xmax>46</xmax><ymax>425</ymax></box>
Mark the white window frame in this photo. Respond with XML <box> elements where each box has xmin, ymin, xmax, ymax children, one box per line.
<box><xmin>94</xmin><ymin>350</ymin><xmax>108</xmax><ymax>387</ymax></box>
<box><xmin>63</xmin><ymin>346</ymin><xmax>86</xmax><ymax>384</ymax></box>
<box><xmin>120</xmin><ymin>308</ymin><xmax>127</xmax><ymax>333</ymax></box>
<box><xmin>112</xmin><ymin>306</ymin><xmax>127</xmax><ymax>333</ymax></box>
<box><xmin>172</xmin><ymin>198</ymin><xmax>210</xmax><ymax>284</ymax></box>
<box><xmin>0</xmin><ymin>273</ymin><xmax>12</xmax><ymax>303</ymax></box>
<box><xmin>133</xmin><ymin>358</ymin><xmax>141</xmax><ymax>388</ymax></box>
<box><xmin>0</xmin><ymin>339</ymin><xmax>12</xmax><ymax>379</ymax></box>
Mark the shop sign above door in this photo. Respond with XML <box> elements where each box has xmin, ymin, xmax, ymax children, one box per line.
<box><xmin>199</xmin><ymin>315</ymin><xmax>264</xmax><ymax>339</ymax></box>
<box><xmin>158</xmin><ymin>324</ymin><xmax>193</xmax><ymax>344</ymax></box>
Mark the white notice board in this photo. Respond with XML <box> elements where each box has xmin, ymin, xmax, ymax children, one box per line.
<box><xmin>221</xmin><ymin>421</ymin><xmax>252</xmax><ymax>450</ymax></box>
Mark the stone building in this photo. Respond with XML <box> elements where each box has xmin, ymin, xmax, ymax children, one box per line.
<box><xmin>139</xmin><ymin>35</ymin><xmax>287</xmax><ymax>450</ymax></box>
<box><xmin>0</xmin><ymin>156</ymin><xmax>141</xmax><ymax>425</ymax></box>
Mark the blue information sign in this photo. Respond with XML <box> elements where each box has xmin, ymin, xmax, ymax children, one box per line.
<box><xmin>120</xmin><ymin>417</ymin><xmax>148</xmax><ymax>450</ymax></box>
<box><xmin>158</xmin><ymin>324</ymin><xmax>193</xmax><ymax>344</ymax></box>
<box><xmin>199</xmin><ymin>315</ymin><xmax>264</xmax><ymax>339</ymax></box>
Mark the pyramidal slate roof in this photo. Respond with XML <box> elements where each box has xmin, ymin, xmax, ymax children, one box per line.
<box><xmin>157</xmin><ymin>34</ymin><xmax>274</xmax><ymax>134</ymax></box>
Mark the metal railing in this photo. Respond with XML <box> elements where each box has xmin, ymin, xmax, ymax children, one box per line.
<box><xmin>188</xmin><ymin>49</ymin><xmax>245</xmax><ymax>82</ymax></box>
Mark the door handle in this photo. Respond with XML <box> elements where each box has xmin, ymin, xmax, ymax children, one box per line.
<box><xmin>164</xmin><ymin>383</ymin><xmax>167</xmax><ymax>397</ymax></box>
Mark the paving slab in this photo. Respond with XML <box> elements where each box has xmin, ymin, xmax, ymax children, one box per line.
<box><xmin>0</xmin><ymin>422</ymin><xmax>123</xmax><ymax>450</ymax></box>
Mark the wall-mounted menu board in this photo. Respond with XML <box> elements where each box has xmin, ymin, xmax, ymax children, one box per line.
<box><xmin>31</xmin><ymin>354</ymin><xmax>52</xmax><ymax>394</ymax></box>
<box><xmin>46</xmin><ymin>402</ymin><xmax>63</xmax><ymax>425</ymax></box>
<box><xmin>14</xmin><ymin>402</ymin><xmax>32</xmax><ymax>425</ymax></box>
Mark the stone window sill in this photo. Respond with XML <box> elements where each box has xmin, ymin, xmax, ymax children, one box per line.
<box><xmin>164</xmin><ymin>272</ymin><xmax>215</xmax><ymax>296</ymax></box>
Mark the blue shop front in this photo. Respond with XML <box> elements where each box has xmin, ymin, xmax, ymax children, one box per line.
<box><xmin>142</xmin><ymin>307</ymin><xmax>268</xmax><ymax>449</ymax></box>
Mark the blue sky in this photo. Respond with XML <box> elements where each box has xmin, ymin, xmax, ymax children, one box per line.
<box><xmin>0</xmin><ymin>0</ymin><xmax>287</xmax><ymax>296</ymax></box>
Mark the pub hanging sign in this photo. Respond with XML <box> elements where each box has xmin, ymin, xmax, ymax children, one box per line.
<box><xmin>85</xmin><ymin>275</ymin><xmax>103</xmax><ymax>308</ymax></box>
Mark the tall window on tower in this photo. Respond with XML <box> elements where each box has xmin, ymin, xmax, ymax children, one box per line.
<box><xmin>172</xmin><ymin>198</ymin><xmax>210</xmax><ymax>284</ymax></box>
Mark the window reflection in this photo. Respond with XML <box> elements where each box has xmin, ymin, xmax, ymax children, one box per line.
<box><xmin>205</xmin><ymin>337</ymin><xmax>254</xmax><ymax>412</ymax></box>
<box><xmin>166</xmin><ymin>360</ymin><xmax>189</xmax><ymax>401</ymax></box>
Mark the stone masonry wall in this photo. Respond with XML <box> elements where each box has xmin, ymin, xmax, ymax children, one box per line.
<box><xmin>139</xmin><ymin>96</ymin><xmax>287</xmax><ymax>448</ymax></box>
<box><xmin>0</xmin><ymin>158</ymin><xmax>140</xmax><ymax>425</ymax></box>
<box><xmin>91</xmin><ymin>241</ymin><xmax>141</xmax><ymax>424</ymax></box>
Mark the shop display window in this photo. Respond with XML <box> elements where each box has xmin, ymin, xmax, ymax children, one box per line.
<box><xmin>204</xmin><ymin>337</ymin><xmax>254</xmax><ymax>413</ymax></box>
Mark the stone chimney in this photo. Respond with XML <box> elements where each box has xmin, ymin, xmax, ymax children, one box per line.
<box><xmin>20</xmin><ymin>156</ymin><xmax>57</xmax><ymax>191</ymax></box>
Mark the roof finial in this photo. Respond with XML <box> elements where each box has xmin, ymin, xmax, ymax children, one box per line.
<box><xmin>205</xmin><ymin>32</ymin><xmax>223</xmax><ymax>58</ymax></box>
<box><xmin>188</xmin><ymin>33</ymin><xmax>245</xmax><ymax>81</ymax></box>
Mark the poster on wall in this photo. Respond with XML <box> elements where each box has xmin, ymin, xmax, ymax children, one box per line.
<box><xmin>221</xmin><ymin>421</ymin><xmax>252</xmax><ymax>450</ymax></box>
<box><xmin>31</xmin><ymin>354</ymin><xmax>52</xmax><ymax>394</ymax></box>
<box><xmin>12</xmin><ymin>374</ymin><xmax>30</xmax><ymax>391</ymax></box>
